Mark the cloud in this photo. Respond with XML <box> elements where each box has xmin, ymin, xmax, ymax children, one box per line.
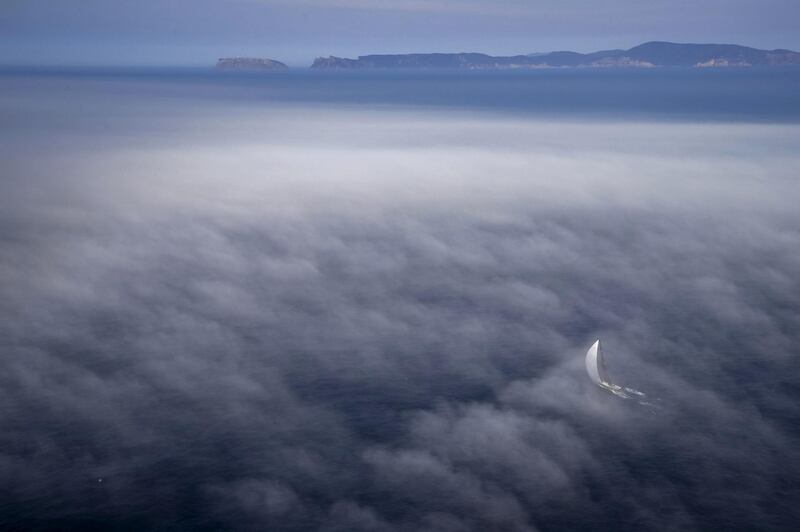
<box><xmin>0</xmin><ymin>78</ymin><xmax>799</xmax><ymax>530</ymax></box>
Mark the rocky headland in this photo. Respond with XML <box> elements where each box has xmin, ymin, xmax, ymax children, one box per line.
<box><xmin>216</xmin><ymin>57</ymin><xmax>289</xmax><ymax>71</ymax></box>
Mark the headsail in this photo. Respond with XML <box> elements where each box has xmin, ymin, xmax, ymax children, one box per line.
<box><xmin>585</xmin><ymin>339</ymin><xmax>611</xmax><ymax>386</ymax></box>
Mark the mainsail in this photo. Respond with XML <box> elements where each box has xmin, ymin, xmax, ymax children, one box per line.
<box><xmin>585</xmin><ymin>340</ymin><xmax>654</xmax><ymax>404</ymax></box>
<box><xmin>585</xmin><ymin>339</ymin><xmax>611</xmax><ymax>386</ymax></box>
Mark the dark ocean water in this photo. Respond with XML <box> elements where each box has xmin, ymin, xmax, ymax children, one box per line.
<box><xmin>2</xmin><ymin>66</ymin><xmax>800</xmax><ymax>121</ymax></box>
<box><xmin>1</xmin><ymin>68</ymin><xmax>799</xmax><ymax>531</ymax></box>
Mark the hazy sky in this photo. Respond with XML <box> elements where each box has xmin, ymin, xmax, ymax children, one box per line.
<box><xmin>1</xmin><ymin>0</ymin><xmax>800</xmax><ymax>66</ymax></box>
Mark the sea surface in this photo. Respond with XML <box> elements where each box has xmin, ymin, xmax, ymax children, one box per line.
<box><xmin>1</xmin><ymin>67</ymin><xmax>799</xmax><ymax>531</ymax></box>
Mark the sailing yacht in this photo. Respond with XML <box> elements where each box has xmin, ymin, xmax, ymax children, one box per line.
<box><xmin>586</xmin><ymin>340</ymin><xmax>631</xmax><ymax>398</ymax></box>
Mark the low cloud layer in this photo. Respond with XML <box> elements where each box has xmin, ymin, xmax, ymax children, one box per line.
<box><xmin>1</xmin><ymin>78</ymin><xmax>799</xmax><ymax>530</ymax></box>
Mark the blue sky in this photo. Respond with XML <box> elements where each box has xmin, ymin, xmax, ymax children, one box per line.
<box><xmin>1</xmin><ymin>0</ymin><xmax>799</xmax><ymax>66</ymax></box>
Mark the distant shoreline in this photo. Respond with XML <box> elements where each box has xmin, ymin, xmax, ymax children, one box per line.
<box><xmin>309</xmin><ymin>42</ymin><xmax>800</xmax><ymax>70</ymax></box>
<box><xmin>2</xmin><ymin>41</ymin><xmax>800</xmax><ymax>71</ymax></box>
<box><xmin>204</xmin><ymin>41</ymin><xmax>800</xmax><ymax>71</ymax></box>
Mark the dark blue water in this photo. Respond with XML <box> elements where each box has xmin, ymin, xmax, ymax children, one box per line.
<box><xmin>2</xmin><ymin>66</ymin><xmax>799</xmax><ymax>122</ymax></box>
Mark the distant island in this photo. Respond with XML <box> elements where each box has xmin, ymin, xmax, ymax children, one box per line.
<box><xmin>216</xmin><ymin>57</ymin><xmax>289</xmax><ymax>71</ymax></box>
<box><xmin>311</xmin><ymin>42</ymin><xmax>800</xmax><ymax>70</ymax></box>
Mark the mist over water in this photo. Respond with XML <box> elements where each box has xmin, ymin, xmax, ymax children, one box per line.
<box><xmin>1</xmin><ymin>70</ymin><xmax>799</xmax><ymax>531</ymax></box>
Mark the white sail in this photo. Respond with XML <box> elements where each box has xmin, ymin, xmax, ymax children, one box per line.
<box><xmin>585</xmin><ymin>340</ymin><xmax>650</xmax><ymax>403</ymax></box>
<box><xmin>585</xmin><ymin>339</ymin><xmax>611</xmax><ymax>386</ymax></box>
